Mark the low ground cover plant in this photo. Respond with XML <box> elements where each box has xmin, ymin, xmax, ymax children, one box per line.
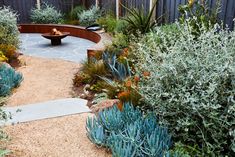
<box><xmin>30</xmin><ymin>3</ymin><xmax>63</xmax><ymax>24</ymax></box>
<box><xmin>0</xmin><ymin>63</ymin><xmax>23</xmax><ymax>97</ymax></box>
<box><xmin>133</xmin><ymin>22</ymin><xmax>235</xmax><ymax>156</ymax></box>
<box><xmin>86</xmin><ymin>103</ymin><xmax>172</xmax><ymax>156</ymax></box>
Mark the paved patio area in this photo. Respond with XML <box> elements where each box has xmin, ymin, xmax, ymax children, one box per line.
<box><xmin>20</xmin><ymin>33</ymin><xmax>95</xmax><ymax>63</ymax></box>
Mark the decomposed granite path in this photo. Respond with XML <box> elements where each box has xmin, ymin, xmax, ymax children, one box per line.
<box><xmin>3</xmin><ymin>55</ymin><xmax>111</xmax><ymax>157</ymax></box>
<box><xmin>7</xmin><ymin>55</ymin><xmax>81</xmax><ymax>106</ymax></box>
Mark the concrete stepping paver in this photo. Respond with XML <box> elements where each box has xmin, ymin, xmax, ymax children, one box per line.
<box><xmin>1</xmin><ymin>98</ymin><xmax>90</xmax><ymax>126</ymax></box>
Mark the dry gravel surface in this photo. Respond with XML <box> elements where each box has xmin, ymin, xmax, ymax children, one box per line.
<box><xmin>4</xmin><ymin>55</ymin><xmax>111</xmax><ymax>157</ymax></box>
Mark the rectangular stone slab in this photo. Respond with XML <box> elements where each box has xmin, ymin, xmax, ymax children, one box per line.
<box><xmin>1</xmin><ymin>98</ymin><xmax>90</xmax><ymax>126</ymax></box>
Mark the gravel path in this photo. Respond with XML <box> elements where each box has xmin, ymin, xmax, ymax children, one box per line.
<box><xmin>7</xmin><ymin>55</ymin><xmax>81</xmax><ymax>106</ymax></box>
<box><xmin>4</xmin><ymin>55</ymin><xmax>111</xmax><ymax>157</ymax></box>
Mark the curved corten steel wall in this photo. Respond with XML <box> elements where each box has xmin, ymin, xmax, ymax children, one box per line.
<box><xmin>19</xmin><ymin>24</ymin><xmax>105</xmax><ymax>59</ymax></box>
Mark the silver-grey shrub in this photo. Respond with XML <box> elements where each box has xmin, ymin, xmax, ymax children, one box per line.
<box><xmin>30</xmin><ymin>3</ymin><xmax>63</xmax><ymax>24</ymax></box>
<box><xmin>0</xmin><ymin>7</ymin><xmax>20</xmax><ymax>48</ymax></box>
<box><xmin>79</xmin><ymin>6</ymin><xmax>102</xmax><ymax>26</ymax></box>
<box><xmin>133</xmin><ymin>22</ymin><xmax>235</xmax><ymax>156</ymax></box>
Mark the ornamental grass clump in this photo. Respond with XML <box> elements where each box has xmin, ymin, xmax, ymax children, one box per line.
<box><xmin>30</xmin><ymin>3</ymin><xmax>63</xmax><ymax>24</ymax></box>
<box><xmin>133</xmin><ymin>22</ymin><xmax>235</xmax><ymax>156</ymax></box>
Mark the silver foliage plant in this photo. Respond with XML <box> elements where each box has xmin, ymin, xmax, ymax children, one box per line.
<box><xmin>133</xmin><ymin>21</ymin><xmax>235</xmax><ymax>155</ymax></box>
<box><xmin>79</xmin><ymin>6</ymin><xmax>102</xmax><ymax>26</ymax></box>
<box><xmin>0</xmin><ymin>7</ymin><xmax>20</xmax><ymax>48</ymax></box>
<box><xmin>30</xmin><ymin>3</ymin><xmax>63</xmax><ymax>24</ymax></box>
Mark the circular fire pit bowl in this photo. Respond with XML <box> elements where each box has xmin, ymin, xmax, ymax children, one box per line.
<box><xmin>42</xmin><ymin>32</ymin><xmax>70</xmax><ymax>45</ymax></box>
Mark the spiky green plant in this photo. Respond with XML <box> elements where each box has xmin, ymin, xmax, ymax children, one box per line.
<box><xmin>121</xmin><ymin>0</ymin><xmax>158</xmax><ymax>35</ymax></box>
<box><xmin>102</xmin><ymin>52</ymin><xmax>131</xmax><ymax>81</ymax></box>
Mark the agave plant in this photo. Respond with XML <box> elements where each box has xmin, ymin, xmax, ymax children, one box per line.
<box><xmin>121</xmin><ymin>0</ymin><xmax>158</xmax><ymax>35</ymax></box>
<box><xmin>102</xmin><ymin>52</ymin><xmax>131</xmax><ymax>81</ymax></box>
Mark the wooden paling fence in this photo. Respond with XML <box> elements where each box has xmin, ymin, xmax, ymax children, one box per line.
<box><xmin>0</xmin><ymin>0</ymin><xmax>234</xmax><ymax>29</ymax></box>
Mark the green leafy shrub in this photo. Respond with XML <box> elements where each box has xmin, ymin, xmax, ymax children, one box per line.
<box><xmin>0</xmin><ymin>7</ymin><xmax>20</xmax><ymax>48</ymax></box>
<box><xmin>97</xmin><ymin>15</ymin><xmax>117</xmax><ymax>33</ymax></box>
<box><xmin>69</xmin><ymin>5</ymin><xmax>85</xmax><ymax>20</ymax></box>
<box><xmin>0</xmin><ymin>63</ymin><xmax>23</xmax><ymax>96</ymax></box>
<box><xmin>133</xmin><ymin>22</ymin><xmax>235</xmax><ymax>156</ymax></box>
<box><xmin>30</xmin><ymin>3</ymin><xmax>63</xmax><ymax>24</ymax></box>
<box><xmin>104</xmin><ymin>33</ymin><xmax>130</xmax><ymax>59</ymax></box>
<box><xmin>129</xmin><ymin>24</ymin><xmax>181</xmax><ymax>64</ymax></box>
<box><xmin>79</xmin><ymin>6</ymin><xmax>102</xmax><ymax>26</ymax></box>
<box><xmin>86</xmin><ymin>103</ymin><xmax>172</xmax><ymax>156</ymax></box>
<box><xmin>178</xmin><ymin>0</ymin><xmax>221</xmax><ymax>36</ymax></box>
<box><xmin>114</xmin><ymin>19</ymin><xmax>129</xmax><ymax>34</ymax></box>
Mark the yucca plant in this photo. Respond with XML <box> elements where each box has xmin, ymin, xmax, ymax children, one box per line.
<box><xmin>121</xmin><ymin>0</ymin><xmax>158</xmax><ymax>35</ymax></box>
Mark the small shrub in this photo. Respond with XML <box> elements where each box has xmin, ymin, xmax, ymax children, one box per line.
<box><xmin>30</xmin><ymin>3</ymin><xmax>63</xmax><ymax>24</ymax></box>
<box><xmin>79</xmin><ymin>6</ymin><xmax>102</xmax><ymax>26</ymax></box>
<box><xmin>97</xmin><ymin>15</ymin><xmax>117</xmax><ymax>33</ymax></box>
<box><xmin>69</xmin><ymin>5</ymin><xmax>85</xmax><ymax>20</ymax></box>
<box><xmin>81</xmin><ymin>60</ymin><xmax>109</xmax><ymax>84</ymax></box>
<box><xmin>73</xmin><ymin>72</ymin><xmax>91</xmax><ymax>87</ymax></box>
<box><xmin>129</xmin><ymin>24</ymin><xmax>181</xmax><ymax>65</ymax></box>
<box><xmin>0</xmin><ymin>63</ymin><xmax>23</xmax><ymax>96</ymax></box>
<box><xmin>104</xmin><ymin>33</ymin><xmax>131</xmax><ymax>61</ymax></box>
<box><xmin>114</xmin><ymin>19</ymin><xmax>129</xmax><ymax>34</ymax></box>
<box><xmin>133</xmin><ymin>22</ymin><xmax>235</xmax><ymax>156</ymax></box>
<box><xmin>86</xmin><ymin>103</ymin><xmax>172</xmax><ymax>156</ymax></box>
<box><xmin>0</xmin><ymin>51</ymin><xmax>7</xmax><ymax>62</ymax></box>
<box><xmin>178</xmin><ymin>0</ymin><xmax>221</xmax><ymax>36</ymax></box>
<box><xmin>0</xmin><ymin>44</ymin><xmax>17</xmax><ymax>62</ymax></box>
<box><xmin>0</xmin><ymin>7</ymin><xmax>20</xmax><ymax>48</ymax></box>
